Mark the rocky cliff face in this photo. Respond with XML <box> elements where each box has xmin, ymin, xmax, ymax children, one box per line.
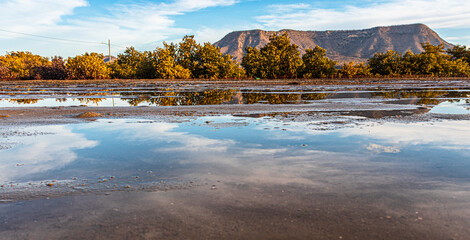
<box><xmin>214</xmin><ymin>24</ymin><xmax>453</xmax><ymax>64</ymax></box>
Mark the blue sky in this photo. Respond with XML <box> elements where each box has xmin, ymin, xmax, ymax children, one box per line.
<box><xmin>1</xmin><ymin>0</ymin><xmax>470</xmax><ymax>57</ymax></box>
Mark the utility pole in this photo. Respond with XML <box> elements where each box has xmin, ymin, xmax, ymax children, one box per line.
<box><xmin>108</xmin><ymin>39</ymin><xmax>111</xmax><ymax>62</ymax></box>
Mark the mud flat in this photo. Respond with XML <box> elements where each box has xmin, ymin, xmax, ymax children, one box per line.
<box><xmin>0</xmin><ymin>78</ymin><xmax>469</xmax><ymax>125</ymax></box>
<box><xmin>0</xmin><ymin>79</ymin><xmax>470</xmax><ymax>239</ymax></box>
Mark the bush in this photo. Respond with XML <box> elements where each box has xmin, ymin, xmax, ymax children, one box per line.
<box><xmin>154</xmin><ymin>45</ymin><xmax>191</xmax><ymax>79</ymax></box>
<box><xmin>301</xmin><ymin>46</ymin><xmax>336</xmax><ymax>78</ymax></box>
<box><xmin>66</xmin><ymin>53</ymin><xmax>110</xmax><ymax>79</ymax></box>
<box><xmin>0</xmin><ymin>65</ymin><xmax>9</xmax><ymax>80</ymax></box>
<box><xmin>33</xmin><ymin>56</ymin><xmax>67</xmax><ymax>80</ymax></box>
<box><xmin>0</xmin><ymin>51</ymin><xmax>50</xmax><ymax>80</ymax></box>
<box><xmin>241</xmin><ymin>33</ymin><xmax>303</xmax><ymax>79</ymax></box>
<box><xmin>339</xmin><ymin>62</ymin><xmax>371</xmax><ymax>78</ymax></box>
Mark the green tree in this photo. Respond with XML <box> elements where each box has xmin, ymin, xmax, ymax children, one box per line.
<box><xmin>66</xmin><ymin>53</ymin><xmax>110</xmax><ymax>79</ymax></box>
<box><xmin>171</xmin><ymin>36</ymin><xmax>244</xmax><ymax>79</ymax></box>
<box><xmin>110</xmin><ymin>47</ymin><xmax>156</xmax><ymax>79</ymax></box>
<box><xmin>0</xmin><ymin>65</ymin><xmax>7</xmax><ymax>79</ymax></box>
<box><xmin>445</xmin><ymin>59</ymin><xmax>470</xmax><ymax>76</ymax></box>
<box><xmin>0</xmin><ymin>51</ymin><xmax>50</xmax><ymax>79</ymax></box>
<box><xmin>301</xmin><ymin>46</ymin><xmax>336</xmax><ymax>78</ymax></box>
<box><xmin>411</xmin><ymin>42</ymin><xmax>470</xmax><ymax>76</ymax></box>
<box><xmin>241</xmin><ymin>46</ymin><xmax>262</xmax><ymax>78</ymax></box>
<box><xmin>192</xmin><ymin>43</ymin><xmax>244</xmax><ymax>79</ymax></box>
<box><xmin>34</xmin><ymin>56</ymin><xmax>67</xmax><ymax>80</ymax></box>
<box><xmin>111</xmin><ymin>37</ymin><xmax>243</xmax><ymax>80</ymax></box>
<box><xmin>261</xmin><ymin>32</ymin><xmax>303</xmax><ymax>79</ymax></box>
<box><xmin>109</xmin><ymin>47</ymin><xmax>141</xmax><ymax>79</ymax></box>
<box><xmin>217</xmin><ymin>53</ymin><xmax>245</xmax><ymax>79</ymax></box>
<box><xmin>400</xmin><ymin>50</ymin><xmax>418</xmax><ymax>75</ymax></box>
<box><xmin>368</xmin><ymin>50</ymin><xmax>403</xmax><ymax>76</ymax></box>
<box><xmin>413</xmin><ymin>42</ymin><xmax>449</xmax><ymax>76</ymax></box>
<box><xmin>176</xmin><ymin>35</ymin><xmax>199</xmax><ymax>75</ymax></box>
<box><xmin>154</xmin><ymin>44</ymin><xmax>191</xmax><ymax>79</ymax></box>
<box><xmin>368</xmin><ymin>42</ymin><xmax>470</xmax><ymax>77</ymax></box>
<box><xmin>241</xmin><ymin>32</ymin><xmax>303</xmax><ymax>79</ymax></box>
<box><xmin>338</xmin><ymin>62</ymin><xmax>371</xmax><ymax>78</ymax></box>
<box><xmin>447</xmin><ymin>45</ymin><xmax>470</xmax><ymax>64</ymax></box>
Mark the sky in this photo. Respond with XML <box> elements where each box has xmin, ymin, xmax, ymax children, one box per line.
<box><xmin>1</xmin><ymin>0</ymin><xmax>470</xmax><ymax>57</ymax></box>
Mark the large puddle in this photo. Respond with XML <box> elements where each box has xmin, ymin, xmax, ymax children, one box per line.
<box><xmin>2</xmin><ymin>116</ymin><xmax>470</xmax><ymax>198</ymax></box>
<box><xmin>1</xmin><ymin>83</ymin><xmax>470</xmax><ymax>239</ymax></box>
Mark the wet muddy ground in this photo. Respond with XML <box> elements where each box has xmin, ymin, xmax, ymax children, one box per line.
<box><xmin>0</xmin><ymin>79</ymin><xmax>469</xmax><ymax>239</ymax></box>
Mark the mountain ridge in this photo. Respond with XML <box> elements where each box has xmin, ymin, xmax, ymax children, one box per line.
<box><xmin>214</xmin><ymin>24</ymin><xmax>454</xmax><ymax>64</ymax></box>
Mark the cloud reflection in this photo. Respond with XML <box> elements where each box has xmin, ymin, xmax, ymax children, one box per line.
<box><xmin>3</xmin><ymin>117</ymin><xmax>469</xmax><ymax>188</ymax></box>
<box><xmin>0</xmin><ymin>125</ymin><xmax>98</xmax><ymax>182</ymax></box>
<box><xmin>255</xmin><ymin>118</ymin><xmax>470</xmax><ymax>151</ymax></box>
<box><xmin>343</xmin><ymin>121</ymin><xmax>470</xmax><ymax>151</ymax></box>
<box><xmin>77</xmin><ymin>119</ymin><xmax>365</xmax><ymax>185</ymax></box>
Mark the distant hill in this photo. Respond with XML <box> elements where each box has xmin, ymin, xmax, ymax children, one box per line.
<box><xmin>103</xmin><ymin>55</ymin><xmax>117</xmax><ymax>63</ymax></box>
<box><xmin>214</xmin><ymin>24</ymin><xmax>453</xmax><ymax>64</ymax></box>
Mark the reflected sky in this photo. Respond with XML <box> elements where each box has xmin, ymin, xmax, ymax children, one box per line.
<box><xmin>429</xmin><ymin>99</ymin><xmax>470</xmax><ymax>114</ymax></box>
<box><xmin>0</xmin><ymin>126</ymin><xmax>98</xmax><ymax>182</ymax></box>
<box><xmin>1</xmin><ymin>116</ymin><xmax>469</xmax><ymax>189</ymax></box>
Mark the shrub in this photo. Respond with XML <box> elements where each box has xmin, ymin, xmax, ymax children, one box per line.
<box><xmin>33</xmin><ymin>56</ymin><xmax>67</xmax><ymax>80</ymax></box>
<box><xmin>66</xmin><ymin>53</ymin><xmax>110</xmax><ymax>79</ymax></box>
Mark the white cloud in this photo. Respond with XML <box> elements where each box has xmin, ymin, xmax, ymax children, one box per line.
<box><xmin>447</xmin><ymin>36</ymin><xmax>470</xmax><ymax>41</ymax></box>
<box><xmin>267</xmin><ymin>3</ymin><xmax>310</xmax><ymax>14</ymax></box>
<box><xmin>193</xmin><ymin>27</ymin><xmax>234</xmax><ymax>44</ymax></box>
<box><xmin>0</xmin><ymin>0</ymin><xmax>239</xmax><ymax>56</ymax></box>
<box><xmin>167</xmin><ymin>0</ymin><xmax>238</xmax><ymax>12</ymax></box>
<box><xmin>256</xmin><ymin>0</ymin><xmax>470</xmax><ymax>31</ymax></box>
<box><xmin>0</xmin><ymin>0</ymin><xmax>88</xmax><ymax>33</ymax></box>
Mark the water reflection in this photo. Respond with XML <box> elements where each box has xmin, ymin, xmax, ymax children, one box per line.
<box><xmin>430</xmin><ymin>100</ymin><xmax>470</xmax><ymax>114</ymax></box>
<box><xmin>1</xmin><ymin>116</ymin><xmax>469</xmax><ymax>189</ymax></box>
<box><xmin>371</xmin><ymin>89</ymin><xmax>470</xmax><ymax>105</ymax></box>
<box><xmin>0</xmin><ymin>88</ymin><xmax>469</xmax><ymax>108</ymax></box>
<box><xmin>7</xmin><ymin>98</ymin><xmax>43</xmax><ymax>105</ymax></box>
<box><xmin>0</xmin><ymin>125</ymin><xmax>98</xmax><ymax>182</ymax></box>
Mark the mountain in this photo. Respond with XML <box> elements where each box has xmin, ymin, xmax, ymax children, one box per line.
<box><xmin>214</xmin><ymin>24</ymin><xmax>453</xmax><ymax>64</ymax></box>
<box><xmin>103</xmin><ymin>55</ymin><xmax>117</xmax><ymax>63</ymax></box>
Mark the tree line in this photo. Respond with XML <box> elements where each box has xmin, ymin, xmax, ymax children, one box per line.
<box><xmin>1</xmin><ymin>33</ymin><xmax>470</xmax><ymax>80</ymax></box>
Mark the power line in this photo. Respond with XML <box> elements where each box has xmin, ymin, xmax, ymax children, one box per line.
<box><xmin>0</xmin><ymin>28</ymin><xmax>103</xmax><ymax>45</ymax></box>
<box><xmin>112</xmin><ymin>44</ymin><xmax>128</xmax><ymax>49</ymax></box>
<box><xmin>104</xmin><ymin>42</ymin><xmax>127</xmax><ymax>49</ymax></box>
<box><xmin>0</xmin><ymin>28</ymin><xmax>129</xmax><ymax>51</ymax></box>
